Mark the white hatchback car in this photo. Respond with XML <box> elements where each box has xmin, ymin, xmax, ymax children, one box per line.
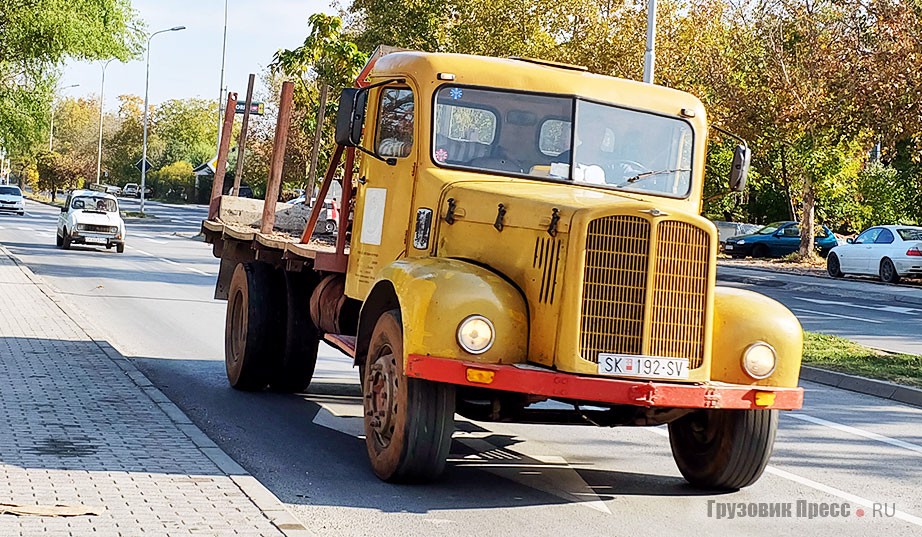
<box><xmin>827</xmin><ymin>225</ymin><xmax>922</xmax><ymax>283</ymax></box>
<box><xmin>56</xmin><ymin>190</ymin><xmax>126</xmax><ymax>253</ymax></box>
<box><xmin>0</xmin><ymin>185</ymin><xmax>25</xmax><ymax>216</ymax></box>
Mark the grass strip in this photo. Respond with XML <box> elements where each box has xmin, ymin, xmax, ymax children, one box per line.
<box><xmin>803</xmin><ymin>332</ymin><xmax>922</xmax><ymax>387</ymax></box>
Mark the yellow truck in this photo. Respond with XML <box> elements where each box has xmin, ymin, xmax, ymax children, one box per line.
<box><xmin>202</xmin><ymin>50</ymin><xmax>804</xmax><ymax>490</ymax></box>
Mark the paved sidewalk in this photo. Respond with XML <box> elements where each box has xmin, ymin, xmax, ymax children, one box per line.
<box><xmin>0</xmin><ymin>251</ymin><xmax>289</xmax><ymax>536</ymax></box>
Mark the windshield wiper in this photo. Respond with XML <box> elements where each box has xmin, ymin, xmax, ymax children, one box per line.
<box><xmin>624</xmin><ymin>168</ymin><xmax>690</xmax><ymax>184</ymax></box>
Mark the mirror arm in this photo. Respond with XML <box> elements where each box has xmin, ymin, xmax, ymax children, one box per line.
<box><xmin>354</xmin><ymin>144</ymin><xmax>397</xmax><ymax>166</ymax></box>
<box><xmin>710</xmin><ymin>124</ymin><xmax>748</xmax><ymax>148</ymax></box>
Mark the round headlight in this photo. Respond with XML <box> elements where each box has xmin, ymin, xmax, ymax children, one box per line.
<box><xmin>742</xmin><ymin>342</ymin><xmax>777</xmax><ymax>379</ymax></box>
<box><xmin>457</xmin><ymin>315</ymin><xmax>495</xmax><ymax>355</ymax></box>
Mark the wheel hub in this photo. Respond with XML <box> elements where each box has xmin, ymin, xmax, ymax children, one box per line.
<box><xmin>367</xmin><ymin>350</ymin><xmax>398</xmax><ymax>447</ymax></box>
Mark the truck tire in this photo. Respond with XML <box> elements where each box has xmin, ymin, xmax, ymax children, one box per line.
<box><xmin>225</xmin><ymin>262</ymin><xmax>284</xmax><ymax>391</ymax></box>
<box><xmin>668</xmin><ymin>408</ymin><xmax>778</xmax><ymax>490</ymax></box>
<box><xmin>363</xmin><ymin>309</ymin><xmax>455</xmax><ymax>483</ymax></box>
<box><xmin>269</xmin><ymin>271</ymin><xmax>320</xmax><ymax>393</ymax></box>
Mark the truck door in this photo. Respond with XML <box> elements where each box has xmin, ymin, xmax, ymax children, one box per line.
<box><xmin>346</xmin><ymin>83</ymin><xmax>418</xmax><ymax>299</ymax></box>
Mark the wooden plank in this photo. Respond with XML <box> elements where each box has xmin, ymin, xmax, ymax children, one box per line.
<box><xmin>261</xmin><ymin>81</ymin><xmax>294</xmax><ymax>234</ymax></box>
<box><xmin>209</xmin><ymin>92</ymin><xmax>238</xmax><ymax>220</ymax></box>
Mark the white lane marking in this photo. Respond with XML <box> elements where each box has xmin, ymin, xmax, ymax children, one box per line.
<box><xmin>144</xmin><ymin>239</ymin><xmax>168</xmax><ymax>244</ymax></box>
<box><xmin>158</xmin><ymin>257</ymin><xmax>180</xmax><ymax>266</ymax></box>
<box><xmin>647</xmin><ymin>427</ymin><xmax>922</xmax><ymax>527</ymax></box>
<box><xmin>765</xmin><ymin>466</ymin><xmax>922</xmax><ymax>527</ymax></box>
<box><xmin>185</xmin><ymin>267</ymin><xmax>211</xmax><ymax>276</ymax></box>
<box><xmin>795</xmin><ymin>296</ymin><xmax>920</xmax><ymax>316</ymax></box>
<box><xmin>791</xmin><ymin>413</ymin><xmax>922</xmax><ymax>456</ymax></box>
<box><xmin>26</xmin><ymin>213</ymin><xmax>42</xmax><ymax>218</ymax></box>
<box><xmin>132</xmin><ymin>232</ymin><xmax>151</xmax><ymax>238</ymax></box>
<box><xmin>792</xmin><ymin>308</ymin><xmax>882</xmax><ymax>324</ymax></box>
<box><xmin>16</xmin><ymin>226</ymin><xmax>32</xmax><ymax>231</ymax></box>
<box><xmin>127</xmin><ymin>246</ymin><xmax>155</xmax><ymax>257</ymax></box>
<box><xmin>37</xmin><ymin>232</ymin><xmax>52</xmax><ymax>238</ymax></box>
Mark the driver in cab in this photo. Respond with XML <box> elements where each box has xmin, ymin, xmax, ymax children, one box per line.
<box><xmin>554</xmin><ymin>116</ymin><xmax>645</xmax><ymax>185</ymax></box>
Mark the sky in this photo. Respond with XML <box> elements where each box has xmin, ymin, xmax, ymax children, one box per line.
<box><xmin>61</xmin><ymin>0</ymin><xmax>337</xmax><ymax>111</ymax></box>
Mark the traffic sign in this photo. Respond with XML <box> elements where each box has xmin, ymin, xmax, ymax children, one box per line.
<box><xmin>235</xmin><ymin>101</ymin><xmax>264</xmax><ymax>116</ymax></box>
<box><xmin>135</xmin><ymin>158</ymin><xmax>153</xmax><ymax>173</ymax></box>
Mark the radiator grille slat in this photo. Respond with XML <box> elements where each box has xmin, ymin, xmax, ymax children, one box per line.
<box><xmin>580</xmin><ymin>216</ymin><xmax>649</xmax><ymax>361</ymax></box>
<box><xmin>579</xmin><ymin>216</ymin><xmax>709</xmax><ymax>369</ymax></box>
<box><xmin>650</xmin><ymin>221</ymin><xmax>709</xmax><ymax>368</ymax></box>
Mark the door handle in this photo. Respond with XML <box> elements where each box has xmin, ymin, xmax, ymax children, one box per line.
<box><xmin>358</xmin><ymin>176</ymin><xmax>367</xmax><ymax>185</ymax></box>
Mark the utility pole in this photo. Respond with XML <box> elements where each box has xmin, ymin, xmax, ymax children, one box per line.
<box><xmin>215</xmin><ymin>0</ymin><xmax>229</xmax><ymax>156</ymax></box>
<box><xmin>643</xmin><ymin>0</ymin><xmax>657</xmax><ymax>84</ymax></box>
<box><xmin>96</xmin><ymin>60</ymin><xmax>115</xmax><ymax>183</ymax></box>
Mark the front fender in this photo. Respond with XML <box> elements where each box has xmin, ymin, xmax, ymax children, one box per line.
<box><xmin>369</xmin><ymin>258</ymin><xmax>528</xmax><ymax>365</ymax></box>
<box><xmin>711</xmin><ymin>286</ymin><xmax>803</xmax><ymax>388</ymax></box>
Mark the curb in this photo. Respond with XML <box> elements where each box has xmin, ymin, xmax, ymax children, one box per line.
<box><xmin>801</xmin><ymin>365</ymin><xmax>922</xmax><ymax>408</ymax></box>
<box><xmin>718</xmin><ymin>262</ymin><xmax>922</xmax><ymax>307</ymax></box>
<box><xmin>23</xmin><ymin>194</ymin><xmax>63</xmax><ymax>208</ymax></box>
<box><xmin>0</xmin><ymin>245</ymin><xmax>314</xmax><ymax>537</ymax></box>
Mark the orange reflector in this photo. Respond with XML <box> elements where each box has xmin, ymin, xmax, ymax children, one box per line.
<box><xmin>754</xmin><ymin>392</ymin><xmax>776</xmax><ymax>407</ymax></box>
<box><xmin>466</xmin><ymin>368</ymin><xmax>495</xmax><ymax>384</ymax></box>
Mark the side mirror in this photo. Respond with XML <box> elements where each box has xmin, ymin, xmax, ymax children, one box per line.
<box><xmin>334</xmin><ymin>88</ymin><xmax>369</xmax><ymax>147</ymax></box>
<box><xmin>847</xmin><ymin>238</ymin><xmax>854</xmax><ymax>244</ymax></box>
<box><xmin>60</xmin><ymin>206</ymin><xmax>66</xmax><ymax>213</ymax></box>
<box><xmin>729</xmin><ymin>144</ymin><xmax>750</xmax><ymax>192</ymax></box>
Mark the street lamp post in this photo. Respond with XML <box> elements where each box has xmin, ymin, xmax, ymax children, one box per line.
<box><xmin>141</xmin><ymin>26</ymin><xmax>186</xmax><ymax>214</ymax></box>
<box><xmin>49</xmin><ymin>84</ymin><xmax>80</xmax><ymax>152</ymax></box>
<box><xmin>96</xmin><ymin>58</ymin><xmax>115</xmax><ymax>185</ymax></box>
<box><xmin>96</xmin><ymin>59</ymin><xmax>115</xmax><ymax>184</ymax></box>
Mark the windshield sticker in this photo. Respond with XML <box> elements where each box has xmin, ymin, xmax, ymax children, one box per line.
<box><xmin>449</xmin><ymin>87</ymin><xmax>463</xmax><ymax>100</ymax></box>
<box><xmin>434</xmin><ymin>148</ymin><xmax>449</xmax><ymax>162</ymax></box>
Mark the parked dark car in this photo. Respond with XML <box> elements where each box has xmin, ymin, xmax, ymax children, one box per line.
<box><xmin>723</xmin><ymin>221</ymin><xmax>838</xmax><ymax>258</ymax></box>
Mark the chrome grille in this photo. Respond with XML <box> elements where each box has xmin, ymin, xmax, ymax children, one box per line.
<box><xmin>580</xmin><ymin>216</ymin><xmax>709</xmax><ymax>368</ymax></box>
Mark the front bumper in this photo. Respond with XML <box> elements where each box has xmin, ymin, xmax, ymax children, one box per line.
<box><xmin>406</xmin><ymin>355</ymin><xmax>804</xmax><ymax>410</ymax></box>
<box><xmin>0</xmin><ymin>205</ymin><xmax>24</xmax><ymax>213</ymax></box>
<box><xmin>70</xmin><ymin>232</ymin><xmax>123</xmax><ymax>247</ymax></box>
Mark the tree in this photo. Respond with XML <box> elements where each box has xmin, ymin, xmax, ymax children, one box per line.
<box><xmin>0</xmin><ymin>0</ymin><xmax>142</xmax><ymax>153</ymax></box>
<box><xmin>271</xmin><ymin>14</ymin><xmax>367</xmax><ymax>195</ymax></box>
<box><xmin>152</xmin><ymin>98</ymin><xmax>218</xmax><ymax>168</ymax></box>
<box><xmin>35</xmin><ymin>150</ymin><xmax>83</xmax><ymax>201</ymax></box>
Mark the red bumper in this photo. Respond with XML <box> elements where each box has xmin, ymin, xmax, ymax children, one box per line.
<box><xmin>406</xmin><ymin>355</ymin><xmax>804</xmax><ymax>410</ymax></box>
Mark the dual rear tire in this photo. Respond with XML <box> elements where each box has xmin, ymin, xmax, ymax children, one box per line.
<box><xmin>224</xmin><ymin>262</ymin><xmax>319</xmax><ymax>392</ymax></box>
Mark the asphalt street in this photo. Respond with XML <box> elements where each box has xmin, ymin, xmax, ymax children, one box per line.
<box><xmin>1</xmin><ymin>197</ymin><xmax>920</xmax><ymax>537</ymax></box>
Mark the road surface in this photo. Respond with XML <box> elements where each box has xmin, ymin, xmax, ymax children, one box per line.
<box><xmin>1</xmin><ymin>198</ymin><xmax>919</xmax><ymax>536</ymax></box>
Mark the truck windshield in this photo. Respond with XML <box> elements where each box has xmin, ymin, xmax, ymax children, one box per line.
<box><xmin>432</xmin><ymin>86</ymin><xmax>694</xmax><ymax>197</ymax></box>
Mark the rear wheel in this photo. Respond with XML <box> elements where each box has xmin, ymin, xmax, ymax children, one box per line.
<box><xmin>324</xmin><ymin>219</ymin><xmax>337</xmax><ymax>234</ymax></box>
<box><xmin>363</xmin><ymin>310</ymin><xmax>455</xmax><ymax>482</ymax></box>
<box><xmin>224</xmin><ymin>262</ymin><xmax>284</xmax><ymax>391</ymax></box>
<box><xmin>880</xmin><ymin>258</ymin><xmax>900</xmax><ymax>283</ymax></box>
<box><xmin>269</xmin><ymin>271</ymin><xmax>320</xmax><ymax>393</ymax></box>
<box><xmin>669</xmin><ymin>409</ymin><xmax>778</xmax><ymax>490</ymax></box>
<box><xmin>827</xmin><ymin>253</ymin><xmax>843</xmax><ymax>278</ymax></box>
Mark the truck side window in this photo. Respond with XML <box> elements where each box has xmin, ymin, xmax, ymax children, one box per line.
<box><xmin>376</xmin><ymin>87</ymin><xmax>414</xmax><ymax>158</ymax></box>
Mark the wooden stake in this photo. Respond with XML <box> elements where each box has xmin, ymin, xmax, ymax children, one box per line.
<box><xmin>260</xmin><ymin>81</ymin><xmax>294</xmax><ymax>234</ymax></box>
<box><xmin>233</xmin><ymin>74</ymin><xmax>255</xmax><ymax>194</ymax></box>
<box><xmin>208</xmin><ymin>91</ymin><xmax>237</xmax><ymax>220</ymax></box>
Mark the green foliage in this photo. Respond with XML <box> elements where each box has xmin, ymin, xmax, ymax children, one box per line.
<box><xmin>148</xmin><ymin>161</ymin><xmax>194</xmax><ymax>202</ymax></box>
<box><xmin>0</xmin><ymin>0</ymin><xmax>142</xmax><ymax>152</ymax></box>
<box><xmin>152</xmin><ymin>99</ymin><xmax>218</xmax><ymax>168</ymax></box>
<box><xmin>34</xmin><ymin>150</ymin><xmax>83</xmax><ymax>199</ymax></box>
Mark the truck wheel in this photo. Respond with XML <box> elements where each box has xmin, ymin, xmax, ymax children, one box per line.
<box><xmin>269</xmin><ymin>271</ymin><xmax>320</xmax><ymax>393</ymax></box>
<box><xmin>363</xmin><ymin>310</ymin><xmax>455</xmax><ymax>482</ymax></box>
<box><xmin>225</xmin><ymin>262</ymin><xmax>284</xmax><ymax>391</ymax></box>
<box><xmin>668</xmin><ymin>409</ymin><xmax>778</xmax><ymax>490</ymax></box>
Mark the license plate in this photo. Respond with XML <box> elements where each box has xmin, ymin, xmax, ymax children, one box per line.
<box><xmin>85</xmin><ymin>237</ymin><xmax>107</xmax><ymax>245</ymax></box>
<box><xmin>598</xmin><ymin>354</ymin><xmax>689</xmax><ymax>380</ymax></box>
<box><xmin>724</xmin><ymin>244</ymin><xmax>734</xmax><ymax>251</ymax></box>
